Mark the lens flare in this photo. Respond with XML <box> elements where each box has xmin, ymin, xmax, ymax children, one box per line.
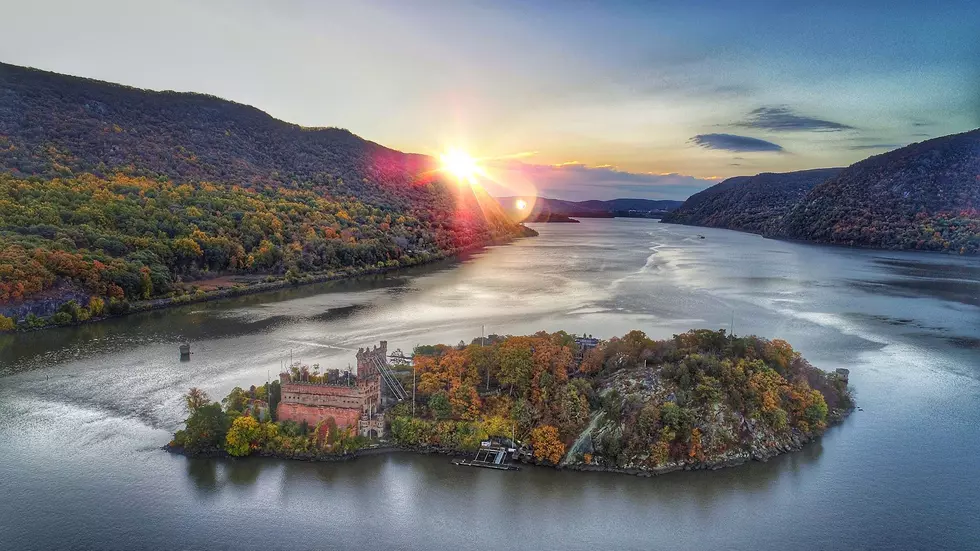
<box><xmin>515</xmin><ymin>199</ymin><xmax>527</xmax><ymax>210</ymax></box>
<box><xmin>439</xmin><ymin>148</ymin><xmax>484</xmax><ymax>184</ymax></box>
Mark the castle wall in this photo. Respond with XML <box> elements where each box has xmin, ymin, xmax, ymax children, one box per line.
<box><xmin>276</xmin><ymin>340</ymin><xmax>388</xmax><ymax>436</ymax></box>
<box><xmin>276</xmin><ymin>402</ymin><xmax>362</xmax><ymax>430</ymax></box>
<box><xmin>281</xmin><ymin>383</ymin><xmax>367</xmax><ymax>410</ymax></box>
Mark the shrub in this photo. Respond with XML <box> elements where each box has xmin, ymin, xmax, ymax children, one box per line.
<box><xmin>51</xmin><ymin>312</ymin><xmax>73</xmax><ymax>326</ymax></box>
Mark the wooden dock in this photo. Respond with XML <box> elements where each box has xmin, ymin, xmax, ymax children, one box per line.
<box><xmin>452</xmin><ymin>458</ymin><xmax>520</xmax><ymax>471</ymax></box>
<box><xmin>452</xmin><ymin>445</ymin><xmax>521</xmax><ymax>471</ymax></box>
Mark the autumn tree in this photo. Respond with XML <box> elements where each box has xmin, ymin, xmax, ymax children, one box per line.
<box><xmin>184</xmin><ymin>387</ymin><xmax>210</xmax><ymax>413</ymax></box>
<box><xmin>225</xmin><ymin>415</ymin><xmax>262</xmax><ymax>456</ymax></box>
<box><xmin>530</xmin><ymin>425</ymin><xmax>565</xmax><ymax>464</ymax></box>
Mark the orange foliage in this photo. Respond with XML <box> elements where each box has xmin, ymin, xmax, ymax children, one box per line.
<box><xmin>530</xmin><ymin>425</ymin><xmax>565</xmax><ymax>464</ymax></box>
<box><xmin>688</xmin><ymin>428</ymin><xmax>704</xmax><ymax>459</ymax></box>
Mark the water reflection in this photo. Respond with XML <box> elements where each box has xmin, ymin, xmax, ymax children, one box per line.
<box><xmin>187</xmin><ymin>458</ymin><xmax>219</xmax><ymax>495</ymax></box>
<box><xmin>226</xmin><ymin>458</ymin><xmax>263</xmax><ymax>486</ymax></box>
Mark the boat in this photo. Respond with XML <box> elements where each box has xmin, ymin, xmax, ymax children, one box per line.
<box><xmin>697</xmin><ymin>234</ymin><xmax>705</xmax><ymax>239</ymax></box>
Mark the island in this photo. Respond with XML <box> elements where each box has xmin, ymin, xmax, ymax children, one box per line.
<box><xmin>167</xmin><ymin>329</ymin><xmax>853</xmax><ymax>475</ymax></box>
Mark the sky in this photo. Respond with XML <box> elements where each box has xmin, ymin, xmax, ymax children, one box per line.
<box><xmin>1</xmin><ymin>0</ymin><xmax>978</xmax><ymax>200</ymax></box>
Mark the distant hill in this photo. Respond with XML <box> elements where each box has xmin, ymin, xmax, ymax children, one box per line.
<box><xmin>781</xmin><ymin>129</ymin><xmax>980</xmax><ymax>254</ymax></box>
<box><xmin>497</xmin><ymin>196</ymin><xmax>683</xmax><ymax>221</ymax></box>
<box><xmin>661</xmin><ymin>168</ymin><xmax>842</xmax><ymax>234</ymax></box>
<box><xmin>664</xmin><ymin>129</ymin><xmax>980</xmax><ymax>255</ymax></box>
<box><xmin>0</xmin><ymin>62</ymin><xmax>527</xmax><ymax>318</ymax></box>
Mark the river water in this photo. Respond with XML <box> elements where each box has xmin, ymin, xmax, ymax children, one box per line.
<box><xmin>1</xmin><ymin>219</ymin><xmax>978</xmax><ymax>551</ymax></box>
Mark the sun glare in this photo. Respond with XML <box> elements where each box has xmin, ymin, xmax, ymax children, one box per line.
<box><xmin>439</xmin><ymin>148</ymin><xmax>484</xmax><ymax>184</ymax></box>
<box><xmin>515</xmin><ymin>199</ymin><xmax>527</xmax><ymax>210</ymax></box>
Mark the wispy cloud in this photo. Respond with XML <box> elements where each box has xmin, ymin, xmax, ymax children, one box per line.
<box><xmin>735</xmin><ymin>106</ymin><xmax>855</xmax><ymax>132</ymax></box>
<box><xmin>691</xmin><ymin>133</ymin><xmax>784</xmax><ymax>152</ymax></box>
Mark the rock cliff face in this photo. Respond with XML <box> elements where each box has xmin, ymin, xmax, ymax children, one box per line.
<box><xmin>561</xmin><ymin>332</ymin><xmax>853</xmax><ymax>474</ymax></box>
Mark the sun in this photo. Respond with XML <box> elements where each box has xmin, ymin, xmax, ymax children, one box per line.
<box><xmin>439</xmin><ymin>148</ymin><xmax>484</xmax><ymax>184</ymax></box>
<box><xmin>515</xmin><ymin>199</ymin><xmax>527</xmax><ymax>210</ymax></box>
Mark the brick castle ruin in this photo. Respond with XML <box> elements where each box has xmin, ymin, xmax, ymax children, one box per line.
<box><xmin>277</xmin><ymin>341</ymin><xmax>391</xmax><ymax>438</ymax></box>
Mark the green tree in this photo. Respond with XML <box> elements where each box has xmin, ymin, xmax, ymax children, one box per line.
<box><xmin>0</xmin><ymin>314</ymin><xmax>14</xmax><ymax>332</ymax></box>
<box><xmin>428</xmin><ymin>391</ymin><xmax>452</xmax><ymax>420</ymax></box>
<box><xmin>138</xmin><ymin>266</ymin><xmax>153</xmax><ymax>299</ymax></box>
<box><xmin>177</xmin><ymin>403</ymin><xmax>230</xmax><ymax>453</ymax></box>
<box><xmin>222</xmin><ymin>387</ymin><xmax>249</xmax><ymax>414</ymax></box>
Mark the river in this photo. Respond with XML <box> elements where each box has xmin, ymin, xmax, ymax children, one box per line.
<box><xmin>1</xmin><ymin>219</ymin><xmax>978</xmax><ymax>551</ymax></box>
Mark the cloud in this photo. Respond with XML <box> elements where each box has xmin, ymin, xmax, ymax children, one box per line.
<box><xmin>847</xmin><ymin>143</ymin><xmax>902</xmax><ymax>151</ymax></box>
<box><xmin>735</xmin><ymin>106</ymin><xmax>855</xmax><ymax>132</ymax></box>
<box><xmin>691</xmin><ymin>133</ymin><xmax>784</xmax><ymax>152</ymax></box>
<box><xmin>483</xmin><ymin>161</ymin><xmax>718</xmax><ymax>201</ymax></box>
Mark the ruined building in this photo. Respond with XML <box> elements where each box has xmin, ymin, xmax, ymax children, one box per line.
<box><xmin>276</xmin><ymin>341</ymin><xmax>391</xmax><ymax>438</ymax></box>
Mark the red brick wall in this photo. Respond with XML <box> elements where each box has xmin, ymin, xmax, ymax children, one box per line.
<box><xmin>276</xmin><ymin>402</ymin><xmax>362</xmax><ymax>429</ymax></box>
<box><xmin>281</xmin><ymin>383</ymin><xmax>361</xmax><ymax>397</ymax></box>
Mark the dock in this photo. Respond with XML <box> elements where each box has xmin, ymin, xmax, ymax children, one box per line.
<box><xmin>452</xmin><ymin>443</ymin><xmax>521</xmax><ymax>471</ymax></box>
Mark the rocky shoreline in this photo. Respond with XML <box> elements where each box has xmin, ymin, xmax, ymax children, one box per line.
<box><xmin>164</xmin><ymin>408</ymin><xmax>851</xmax><ymax>477</ymax></box>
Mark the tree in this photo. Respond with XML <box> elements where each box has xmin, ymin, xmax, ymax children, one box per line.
<box><xmin>0</xmin><ymin>314</ymin><xmax>14</xmax><ymax>332</ymax></box>
<box><xmin>688</xmin><ymin>428</ymin><xmax>704</xmax><ymax>460</ymax></box>
<box><xmin>428</xmin><ymin>391</ymin><xmax>452</xmax><ymax>420</ymax></box>
<box><xmin>184</xmin><ymin>387</ymin><xmax>210</xmax><ymax>413</ymax></box>
<box><xmin>178</xmin><ymin>403</ymin><xmax>230</xmax><ymax>453</ymax></box>
<box><xmin>530</xmin><ymin>425</ymin><xmax>565</xmax><ymax>464</ymax></box>
<box><xmin>138</xmin><ymin>266</ymin><xmax>153</xmax><ymax>299</ymax></box>
<box><xmin>88</xmin><ymin>296</ymin><xmax>105</xmax><ymax>317</ymax></box>
<box><xmin>498</xmin><ymin>338</ymin><xmax>533</xmax><ymax>394</ymax></box>
<box><xmin>222</xmin><ymin>387</ymin><xmax>248</xmax><ymax>413</ymax></box>
<box><xmin>225</xmin><ymin>415</ymin><xmax>261</xmax><ymax>456</ymax></box>
<box><xmin>267</xmin><ymin>381</ymin><xmax>281</xmax><ymax>421</ymax></box>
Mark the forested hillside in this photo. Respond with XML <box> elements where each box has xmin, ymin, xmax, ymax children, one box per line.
<box><xmin>661</xmin><ymin>168</ymin><xmax>841</xmax><ymax>234</ymax></box>
<box><xmin>781</xmin><ymin>130</ymin><xmax>980</xmax><ymax>254</ymax></box>
<box><xmin>0</xmin><ymin>63</ymin><xmax>528</xmax><ymax>324</ymax></box>
<box><xmin>664</xmin><ymin>129</ymin><xmax>980</xmax><ymax>254</ymax></box>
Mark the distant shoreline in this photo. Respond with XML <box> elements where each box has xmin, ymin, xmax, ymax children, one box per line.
<box><xmin>660</xmin><ymin>218</ymin><xmax>976</xmax><ymax>257</ymax></box>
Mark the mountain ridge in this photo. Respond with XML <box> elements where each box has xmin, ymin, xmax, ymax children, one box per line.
<box><xmin>497</xmin><ymin>196</ymin><xmax>683</xmax><ymax>220</ymax></box>
<box><xmin>0</xmin><ymin>62</ymin><xmax>530</xmax><ymax>323</ymax></box>
<box><xmin>661</xmin><ymin>168</ymin><xmax>842</xmax><ymax>234</ymax></box>
<box><xmin>663</xmin><ymin>130</ymin><xmax>980</xmax><ymax>254</ymax></box>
